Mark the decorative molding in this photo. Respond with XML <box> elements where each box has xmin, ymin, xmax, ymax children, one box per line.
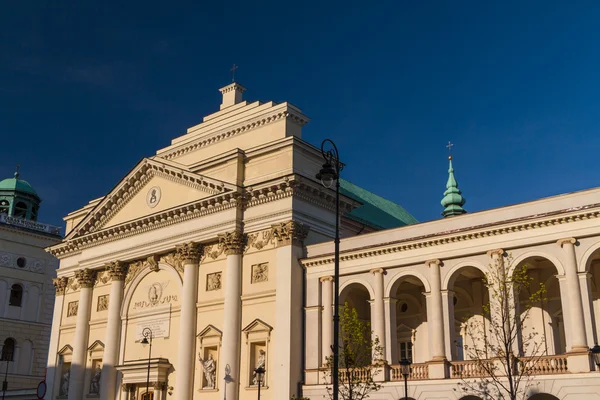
<box><xmin>206</xmin><ymin>272</ymin><xmax>222</xmax><ymax>291</ymax></box>
<box><xmin>425</xmin><ymin>259</ymin><xmax>441</xmax><ymax>267</ymax></box>
<box><xmin>53</xmin><ymin>277</ymin><xmax>69</xmax><ymax>296</ymax></box>
<box><xmin>176</xmin><ymin>242</ymin><xmax>202</xmax><ymax>264</ymax></box>
<box><xmin>245</xmin><ymin>228</ymin><xmax>275</xmax><ymax>252</ymax></box>
<box><xmin>97</xmin><ymin>295</ymin><xmax>109</xmax><ymax>312</ymax></box>
<box><xmin>370</xmin><ymin>267</ymin><xmax>385</xmax><ymax>275</ymax></box>
<box><xmin>218</xmin><ymin>231</ymin><xmax>246</xmax><ymax>255</ymax></box>
<box><xmin>66</xmin><ymin>277</ymin><xmax>79</xmax><ymax>293</ymax></box>
<box><xmin>160</xmin><ymin>252</ymin><xmax>183</xmax><ymax>275</ymax></box>
<box><xmin>272</xmin><ymin>220</ymin><xmax>309</xmax><ymax>247</ymax></box>
<box><xmin>319</xmin><ymin>276</ymin><xmax>333</xmax><ymax>283</ymax></box>
<box><xmin>94</xmin><ymin>270</ymin><xmax>111</xmax><ymax>286</ymax></box>
<box><xmin>486</xmin><ymin>249</ymin><xmax>505</xmax><ymax>258</ymax></box>
<box><xmin>161</xmin><ymin>109</ymin><xmax>309</xmax><ymax>161</ymax></box>
<box><xmin>67</xmin><ymin>301</ymin><xmax>79</xmax><ymax>317</ymax></box>
<box><xmin>557</xmin><ymin>237</ymin><xmax>577</xmax><ymax>247</ymax></box>
<box><xmin>202</xmin><ymin>243</ymin><xmax>225</xmax><ymax>261</ymax></box>
<box><xmin>75</xmin><ymin>268</ymin><xmax>97</xmax><ymax>288</ymax></box>
<box><xmin>301</xmin><ymin>205</ymin><xmax>600</xmax><ymax>268</ymax></box>
<box><xmin>147</xmin><ymin>255</ymin><xmax>160</xmax><ymax>272</ymax></box>
<box><xmin>251</xmin><ymin>263</ymin><xmax>268</xmax><ymax>284</ymax></box>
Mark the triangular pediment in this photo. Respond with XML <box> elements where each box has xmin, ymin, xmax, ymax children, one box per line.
<box><xmin>58</xmin><ymin>345</ymin><xmax>73</xmax><ymax>355</ymax></box>
<box><xmin>242</xmin><ymin>318</ymin><xmax>273</xmax><ymax>334</ymax></box>
<box><xmin>87</xmin><ymin>340</ymin><xmax>105</xmax><ymax>352</ymax></box>
<box><xmin>197</xmin><ymin>324</ymin><xmax>222</xmax><ymax>339</ymax></box>
<box><xmin>67</xmin><ymin>158</ymin><xmax>236</xmax><ymax>239</ymax></box>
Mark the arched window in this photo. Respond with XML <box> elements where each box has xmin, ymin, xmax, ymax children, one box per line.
<box><xmin>9</xmin><ymin>284</ymin><xmax>23</xmax><ymax>307</ymax></box>
<box><xmin>0</xmin><ymin>200</ymin><xmax>9</xmax><ymax>215</ymax></box>
<box><xmin>30</xmin><ymin>206</ymin><xmax>38</xmax><ymax>221</ymax></box>
<box><xmin>14</xmin><ymin>202</ymin><xmax>27</xmax><ymax>218</ymax></box>
<box><xmin>1</xmin><ymin>338</ymin><xmax>15</xmax><ymax>361</ymax></box>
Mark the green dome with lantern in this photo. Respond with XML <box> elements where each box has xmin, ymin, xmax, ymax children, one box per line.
<box><xmin>0</xmin><ymin>169</ymin><xmax>42</xmax><ymax>221</ymax></box>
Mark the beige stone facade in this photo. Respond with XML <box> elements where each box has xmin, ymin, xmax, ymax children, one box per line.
<box><xmin>0</xmin><ymin>214</ymin><xmax>61</xmax><ymax>399</ymax></box>
<box><xmin>46</xmin><ymin>82</ymin><xmax>600</xmax><ymax>400</ymax></box>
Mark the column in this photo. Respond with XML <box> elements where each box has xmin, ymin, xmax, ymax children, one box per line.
<box><xmin>370</xmin><ymin>268</ymin><xmax>386</xmax><ymax>359</ymax></box>
<box><xmin>441</xmin><ymin>290</ymin><xmax>456</xmax><ymax>360</ymax></box>
<box><xmin>272</xmin><ymin>221</ymin><xmax>309</xmax><ymax>399</ymax></box>
<box><xmin>68</xmin><ymin>268</ymin><xmax>96</xmax><ymax>400</ymax></box>
<box><xmin>578</xmin><ymin>272</ymin><xmax>597</xmax><ymax>347</ymax></box>
<box><xmin>557</xmin><ymin>276</ymin><xmax>572</xmax><ymax>351</ymax></box>
<box><xmin>154</xmin><ymin>381</ymin><xmax>165</xmax><ymax>400</ymax></box>
<box><xmin>557</xmin><ymin>238</ymin><xmax>588</xmax><ymax>351</ymax></box>
<box><xmin>426</xmin><ymin>259</ymin><xmax>446</xmax><ymax>361</ymax></box>
<box><xmin>320</xmin><ymin>276</ymin><xmax>333</xmax><ymax>365</ymax></box>
<box><xmin>100</xmin><ymin>261</ymin><xmax>128</xmax><ymax>400</ymax></box>
<box><xmin>219</xmin><ymin>231</ymin><xmax>245</xmax><ymax>400</ymax></box>
<box><xmin>45</xmin><ymin>277</ymin><xmax>68</xmax><ymax>399</ymax></box>
<box><xmin>175</xmin><ymin>243</ymin><xmax>202</xmax><ymax>400</ymax></box>
<box><xmin>383</xmin><ymin>297</ymin><xmax>397</xmax><ymax>364</ymax></box>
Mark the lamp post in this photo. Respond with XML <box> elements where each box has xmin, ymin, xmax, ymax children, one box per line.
<box><xmin>254</xmin><ymin>366</ymin><xmax>265</xmax><ymax>400</ymax></box>
<box><xmin>399</xmin><ymin>358</ymin><xmax>411</xmax><ymax>400</ymax></box>
<box><xmin>140</xmin><ymin>328</ymin><xmax>153</xmax><ymax>399</ymax></box>
<box><xmin>591</xmin><ymin>343</ymin><xmax>600</xmax><ymax>370</ymax></box>
<box><xmin>315</xmin><ymin>139</ymin><xmax>343</xmax><ymax>400</ymax></box>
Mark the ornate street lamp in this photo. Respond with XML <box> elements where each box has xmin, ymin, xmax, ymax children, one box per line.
<box><xmin>254</xmin><ymin>366</ymin><xmax>265</xmax><ymax>400</ymax></box>
<box><xmin>140</xmin><ymin>328</ymin><xmax>153</xmax><ymax>400</ymax></box>
<box><xmin>591</xmin><ymin>343</ymin><xmax>600</xmax><ymax>370</ymax></box>
<box><xmin>315</xmin><ymin>139</ymin><xmax>343</xmax><ymax>400</ymax></box>
<box><xmin>399</xmin><ymin>358</ymin><xmax>411</xmax><ymax>400</ymax></box>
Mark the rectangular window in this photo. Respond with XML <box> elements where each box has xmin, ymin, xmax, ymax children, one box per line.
<box><xmin>399</xmin><ymin>341</ymin><xmax>413</xmax><ymax>362</ymax></box>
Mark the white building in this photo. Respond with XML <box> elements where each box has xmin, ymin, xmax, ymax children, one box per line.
<box><xmin>46</xmin><ymin>84</ymin><xmax>600</xmax><ymax>400</ymax></box>
<box><xmin>0</xmin><ymin>171</ymin><xmax>61</xmax><ymax>399</ymax></box>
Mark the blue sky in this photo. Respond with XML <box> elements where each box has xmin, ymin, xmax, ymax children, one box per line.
<box><xmin>2</xmin><ymin>1</ymin><xmax>600</xmax><ymax>228</ymax></box>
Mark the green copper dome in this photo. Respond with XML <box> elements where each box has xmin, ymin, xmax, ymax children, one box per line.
<box><xmin>0</xmin><ymin>170</ymin><xmax>41</xmax><ymax>221</ymax></box>
<box><xmin>0</xmin><ymin>172</ymin><xmax>38</xmax><ymax>196</ymax></box>
<box><xmin>441</xmin><ymin>156</ymin><xmax>466</xmax><ymax>218</ymax></box>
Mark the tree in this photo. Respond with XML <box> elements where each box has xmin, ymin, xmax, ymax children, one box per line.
<box><xmin>323</xmin><ymin>303</ymin><xmax>384</xmax><ymax>400</ymax></box>
<box><xmin>458</xmin><ymin>254</ymin><xmax>547</xmax><ymax>400</ymax></box>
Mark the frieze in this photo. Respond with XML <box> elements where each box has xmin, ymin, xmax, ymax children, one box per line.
<box><xmin>66</xmin><ymin>277</ymin><xmax>80</xmax><ymax>293</ymax></box>
<box><xmin>0</xmin><ymin>251</ymin><xmax>46</xmax><ymax>274</ymax></box>
<box><xmin>94</xmin><ymin>270</ymin><xmax>111</xmax><ymax>287</ymax></box>
<box><xmin>202</xmin><ymin>243</ymin><xmax>225</xmax><ymax>261</ymax></box>
<box><xmin>245</xmin><ymin>228</ymin><xmax>275</xmax><ymax>252</ymax></box>
<box><xmin>160</xmin><ymin>252</ymin><xmax>183</xmax><ymax>274</ymax></box>
<box><xmin>125</xmin><ymin>256</ymin><xmax>160</xmax><ymax>286</ymax></box>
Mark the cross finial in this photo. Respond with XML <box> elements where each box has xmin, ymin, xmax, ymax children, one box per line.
<box><xmin>14</xmin><ymin>164</ymin><xmax>20</xmax><ymax>179</ymax></box>
<box><xmin>446</xmin><ymin>141</ymin><xmax>454</xmax><ymax>159</ymax></box>
<box><xmin>230</xmin><ymin>64</ymin><xmax>238</xmax><ymax>82</ymax></box>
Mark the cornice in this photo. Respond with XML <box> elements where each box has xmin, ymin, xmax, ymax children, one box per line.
<box><xmin>160</xmin><ymin>108</ymin><xmax>309</xmax><ymax>161</ymax></box>
<box><xmin>301</xmin><ymin>204</ymin><xmax>600</xmax><ymax>268</ymax></box>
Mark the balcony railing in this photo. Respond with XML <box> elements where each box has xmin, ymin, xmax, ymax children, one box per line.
<box><xmin>390</xmin><ymin>363</ymin><xmax>429</xmax><ymax>381</ymax></box>
<box><xmin>450</xmin><ymin>360</ymin><xmax>493</xmax><ymax>378</ymax></box>
<box><xmin>339</xmin><ymin>369</ymin><xmax>371</xmax><ymax>382</ymax></box>
<box><xmin>521</xmin><ymin>355</ymin><xmax>568</xmax><ymax>375</ymax></box>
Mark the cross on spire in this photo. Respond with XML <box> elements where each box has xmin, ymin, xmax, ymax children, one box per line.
<box><xmin>230</xmin><ymin>64</ymin><xmax>238</xmax><ymax>82</ymax></box>
<box><xmin>446</xmin><ymin>141</ymin><xmax>454</xmax><ymax>159</ymax></box>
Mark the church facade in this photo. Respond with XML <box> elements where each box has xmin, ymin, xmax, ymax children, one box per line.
<box><xmin>46</xmin><ymin>83</ymin><xmax>600</xmax><ymax>400</ymax></box>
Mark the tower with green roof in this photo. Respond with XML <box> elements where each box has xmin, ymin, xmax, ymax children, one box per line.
<box><xmin>441</xmin><ymin>155</ymin><xmax>466</xmax><ymax>217</ymax></box>
<box><xmin>0</xmin><ymin>169</ymin><xmax>42</xmax><ymax>221</ymax></box>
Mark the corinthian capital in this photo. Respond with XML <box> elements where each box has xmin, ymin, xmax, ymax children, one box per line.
<box><xmin>218</xmin><ymin>231</ymin><xmax>246</xmax><ymax>255</ymax></box>
<box><xmin>107</xmin><ymin>261</ymin><xmax>128</xmax><ymax>281</ymax></box>
<box><xmin>75</xmin><ymin>268</ymin><xmax>97</xmax><ymax>288</ymax></box>
<box><xmin>272</xmin><ymin>220</ymin><xmax>309</xmax><ymax>247</ymax></box>
<box><xmin>176</xmin><ymin>242</ymin><xmax>202</xmax><ymax>264</ymax></box>
<box><xmin>52</xmin><ymin>277</ymin><xmax>69</xmax><ymax>296</ymax></box>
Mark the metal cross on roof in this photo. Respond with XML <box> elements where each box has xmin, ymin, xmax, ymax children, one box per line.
<box><xmin>446</xmin><ymin>141</ymin><xmax>454</xmax><ymax>154</ymax></box>
<box><xmin>230</xmin><ymin>64</ymin><xmax>238</xmax><ymax>82</ymax></box>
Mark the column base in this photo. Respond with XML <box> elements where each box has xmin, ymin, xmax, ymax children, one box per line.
<box><xmin>567</xmin><ymin>349</ymin><xmax>592</xmax><ymax>373</ymax></box>
<box><xmin>427</xmin><ymin>359</ymin><xmax>449</xmax><ymax>379</ymax></box>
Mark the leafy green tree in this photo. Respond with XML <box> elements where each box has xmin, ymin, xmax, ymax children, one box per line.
<box><xmin>458</xmin><ymin>254</ymin><xmax>547</xmax><ymax>400</ymax></box>
<box><xmin>323</xmin><ymin>303</ymin><xmax>384</xmax><ymax>400</ymax></box>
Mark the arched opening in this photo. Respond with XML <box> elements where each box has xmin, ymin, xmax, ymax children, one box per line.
<box><xmin>13</xmin><ymin>202</ymin><xmax>28</xmax><ymax>218</ymax></box>
<box><xmin>529</xmin><ymin>394</ymin><xmax>559</xmax><ymax>400</ymax></box>
<box><xmin>9</xmin><ymin>284</ymin><xmax>23</xmax><ymax>307</ymax></box>
<box><xmin>460</xmin><ymin>396</ymin><xmax>483</xmax><ymax>400</ymax></box>
<box><xmin>0</xmin><ymin>200</ymin><xmax>9</xmax><ymax>215</ymax></box>
<box><xmin>390</xmin><ymin>275</ymin><xmax>427</xmax><ymax>364</ymax></box>
<box><xmin>339</xmin><ymin>282</ymin><xmax>372</xmax><ymax>366</ymax></box>
<box><xmin>339</xmin><ymin>282</ymin><xmax>371</xmax><ymax>326</ymax></box>
<box><xmin>141</xmin><ymin>392</ymin><xmax>154</xmax><ymax>400</ymax></box>
<box><xmin>515</xmin><ymin>257</ymin><xmax>565</xmax><ymax>356</ymax></box>
<box><xmin>448</xmin><ymin>266</ymin><xmax>489</xmax><ymax>361</ymax></box>
<box><xmin>1</xmin><ymin>338</ymin><xmax>15</xmax><ymax>361</ymax></box>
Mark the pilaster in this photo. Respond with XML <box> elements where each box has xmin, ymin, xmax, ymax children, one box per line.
<box><xmin>46</xmin><ymin>277</ymin><xmax>68</xmax><ymax>399</ymax></box>
<box><xmin>370</xmin><ymin>268</ymin><xmax>386</xmax><ymax>363</ymax></box>
<box><xmin>320</xmin><ymin>276</ymin><xmax>334</xmax><ymax>366</ymax></box>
